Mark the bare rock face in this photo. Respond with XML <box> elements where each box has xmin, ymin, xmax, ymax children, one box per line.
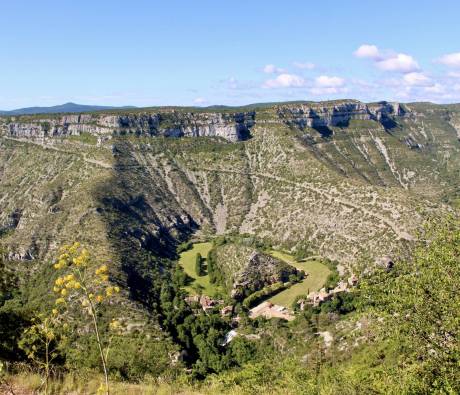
<box><xmin>448</xmin><ymin>114</ymin><xmax>460</xmax><ymax>140</ymax></box>
<box><xmin>3</xmin><ymin>111</ymin><xmax>256</xmax><ymax>142</ymax></box>
<box><xmin>231</xmin><ymin>251</ymin><xmax>298</xmax><ymax>299</ymax></box>
<box><xmin>277</xmin><ymin>100</ymin><xmax>408</xmax><ymax>130</ymax></box>
<box><xmin>0</xmin><ymin>209</ymin><xmax>22</xmax><ymax>236</ymax></box>
<box><xmin>1</xmin><ymin>100</ymin><xmax>410</xmax><ymax>142</ymax></box>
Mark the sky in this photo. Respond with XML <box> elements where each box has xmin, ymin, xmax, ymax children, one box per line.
<box><xmin>1</xmin><ymin>0</ymin><xmax>460</xmax><ymax>109</ymax></box>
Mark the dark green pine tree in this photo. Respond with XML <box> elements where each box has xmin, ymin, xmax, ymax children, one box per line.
<box><xmin>195</xmin><ymin>253</ymin><xmax>203</xmax><ymax>276</ymax></box>
<box><xmin>207</xmin><ymin>251</ymin><xmax>215</xmax><ymax>283</ymax></box>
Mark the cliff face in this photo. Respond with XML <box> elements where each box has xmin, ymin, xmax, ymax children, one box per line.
<box><xmin>276</xmin><ymin>101</ymin><xmax>407</xmax><ymax>130</ymax></box>
<box><xmin>1</xmin><ymin>100</ymin><xmax>408</xmax><ymax>142</ymax></box>
<box><xmin>3</xmin><ymin>111</ymin><xmax>256</xmax><ymax>142</ymax></box>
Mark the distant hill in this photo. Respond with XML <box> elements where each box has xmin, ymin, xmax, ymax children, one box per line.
<box><xmin>0</xmin><ymin>102</ymin><xmax>136</xmax><ymax>116</ymax></box>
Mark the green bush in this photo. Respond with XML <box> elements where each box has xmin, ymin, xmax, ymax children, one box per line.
<box><xmin>242</xmin><ymin>282</ymin><xmax>287</xmax><ymax>309</ymax></box>
<box><xmin>195</xmin><ymin>253</ymin><xmax>204</xmax><ymax>276</ymax></box>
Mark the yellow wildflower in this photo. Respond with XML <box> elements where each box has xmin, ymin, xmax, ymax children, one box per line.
<box><xmin>65</xmin><ymin>274</ymin><xmax>75</xmax><ymax>282</ymax></box>
<box><xmin>52</xmin><ymin>308</ymin><xmax>58</xmax><ymax>315</ymax></box>
<box><xmin>74</xmin><ymin>281</ymin><xmax>81</xmax><ymax>289</ymax></box>
<box><xmin>55</xmin><ymin>298</ymin><xmax>66</xmax><ymax>305</ymax></box>
<box><xmin>114</xmin><ymin>286</ymin><xmax>120</xmax><ymax>293</ymax></box>
<box><xmin>61</xmin><ymin>288</ymin><xmax>68</xmax><ymax>296</ymax></box>
<box><xmin>59</xmin><ymin>245</ymin><xmax>70</xmax><ymax>253</ymax></box>
<box><xmin>109</xmin><ymin>319</ymin><xmax>120</xmax><ymax>331</ymax></box>
<box><xmin>96</xmin><ymin>264</ymin><xmax>108</xmax><ymax>275</ymax></box>
<box><xmin>53</xmin><ymin>286</ymin><xmax>60</xmax><ymax>293</ymax></box>
<box><xmin>96</xmin><ymin>295</ymin><xmax>104</xmax><ymax>303</ymax></box>
<box><xmin>56</xmin><ymin>259</ymin><xmax>66</xmax><ymax>268</ymax></box>
<box><xmin>68</xmin><ymin>242</ymin><xmax>80</xmax><ymax>254</ymax></box>
<box><xmin>55</xmin><ymin>277</ymin><xmax>64</xmax><ymax>286</ymax></box>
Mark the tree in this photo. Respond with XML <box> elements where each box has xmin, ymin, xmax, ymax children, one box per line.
<box><xmin>0</xmin><ymin>247</ymin><xmax>15</xmax><ymax>306</ymax></box>
<box><xmin>364</xmin><ymin>216</ymin><xmax>460</xmax><ymax>391</ymax></box>
<box><xmin>195</xmin><ymin>253</ymin><xmax>204</xmax><ymax>276</ymax></box>
<box><xmin>207</xmin><ymin>251</ymin><xmax>215</xmax><ymax>283</ymax></box>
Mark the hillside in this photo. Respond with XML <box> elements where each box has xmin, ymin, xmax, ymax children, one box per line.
<box><xmin>1</xmin><ymin>100</ymin><xmax>458</xmax><ymax>266</ymax></box>
<box><xmin>0</xmin><ymin>99</ymin><xmax>459</xmax><ymax>391</ymax></box>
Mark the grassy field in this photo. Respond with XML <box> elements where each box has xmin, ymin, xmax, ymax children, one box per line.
<box><xmin>178</xmin><ymin>242</ymin><xmax>222</xmax><ymax>297</ymax></box>
<box><xmin>268</xmin><ymin>251</ymin><xmax>331</xmax><ymax>307</ymax></box>
<box><xmin>269</xmin><ymin>250</ymin><xmax>299</xmax><ymax>265</ymax></box>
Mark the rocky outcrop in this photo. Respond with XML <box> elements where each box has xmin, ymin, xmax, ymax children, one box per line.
<box><xmin>0</xmin><ymin>100</ymin><xmax>411</xmax><ymax>142</ymax></box>
<box><xmin>231</xmin><ymin>252</ymin><xmax>299</xmax><ymax>299</ymax></box>
<box><xmin>448</xmin><ymin>114</ymin><xmax>460</xmax><ymax>140</ymax></box>
<box><xmin>3</xmin><ymin>111</ymin><xmax>256</xmax><ymax>142</ymax></box>
<box><xmin>0</xmin><ymin>209</ymin><xmax>22</xmax><ymax>237</ymax></box>
<box><xmin>276</xmin><ymin>100</ymin><xmax>408</xmax><ymax>130</ymax></box>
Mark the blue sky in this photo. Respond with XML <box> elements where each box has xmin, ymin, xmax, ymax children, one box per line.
<box><xmin>1</xmin><ymin>0</ymin><xmax>460</xmax><ymax>109</ymax></box>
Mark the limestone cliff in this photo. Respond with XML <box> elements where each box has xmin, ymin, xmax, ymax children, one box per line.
<box><xmin>2</xmin><ymin>111</ymin><xmax>256</xmax><ymax>142</ymax></box>
<box><xmin>0</xmin><ymin>100</ymin><xmax>409</xmax><ymax>142</ymax></box>
<box><xmin>276</xmin><ymin>100</ymin><xmax>408</xmax><ymax>130</ymax></box>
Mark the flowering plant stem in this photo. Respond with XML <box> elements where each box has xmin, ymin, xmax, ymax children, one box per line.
<box><xmin>78</xmin><ymin>269</ymin><xmax>109</xmax><ymax>395</ymax></box>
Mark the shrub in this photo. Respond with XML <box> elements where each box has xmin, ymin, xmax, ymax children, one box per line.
<box><xmin>195</xmin><ymin>253</ymin><xmax>204</xmax><ymax>276</ymax></box>
<box><xmin>242</xmin><ymin>282</ymin><xmax>287</xmax><ymax>309</ymax></box>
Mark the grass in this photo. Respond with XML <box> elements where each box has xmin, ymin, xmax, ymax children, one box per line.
<box><xmin>269</xmin><ymin>250</ymin><xmax>299</xmax><ymax>265</ymax></box>
<box><xmin>267</xmin><ymin>251</ymin><xmax>331</xmax><ymax>307</ymax></box>
<box><xmin>178</xmin><ymin>242</ymin><xmax>222</xmax><ymax>297</ymax></box>
<box><xmin>3</xmin><ymin>372</ymin><xmax>197</xmax><ymax>395</ymax></box>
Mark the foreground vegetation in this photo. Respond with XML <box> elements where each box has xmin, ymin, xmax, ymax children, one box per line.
<box><xmin>0</xmin><ymin>216</ymin><xmax>459</xmax><ymax>394</ymax></box>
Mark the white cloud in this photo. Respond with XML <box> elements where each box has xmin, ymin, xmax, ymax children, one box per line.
<box><xmin>448</xmin><ymin>71</ymin><xmax>460</xmax><ymax>78</ymax></box>
<box><xmin>263</xmin><ymin>73</ymin><xmax>306</xmax><ymax>88</ymax></box>
<box><xmin>193</xmin><ymin>97</ymin><xmax>207</xmax><ymax>104</ymax></box>
<box><xmin>376</xmin><ymin>53</ymin><xmax>419</xmax><ymax>73</ymax></box>
<box><xmin>315</xmin><ymin>75</ymin><xmax>345</xmax><ymax>87</ymax></box>
<box><xmin>437</xmin><ymin>52</ymin><xmax>460</xmax><ymax>68</ymax></box>
<box><xmin>354</xmin><ymin>44</ymin><xmax>381</xmax><ymax>59</ymax></box>
<box><xmin>308</xmin><ymin>75</ymin><xmax>346</xmax><ymax>95</ymax></box>
<box><xmin>355</xmin><ymin>44</ymin><xmax>420</xmax><ymax>73</ymax></box>
<box><xmin>293</xmin><ymin>61</ymin><xmax>315</xmax><ymax>70</ymax></box>
<box><xmin>263</xmin><ymin>64</ymin><xmax>286</xmax><ymax>74</ymax></box>
<box><xmin>403</xmin><ymin>72</ymin><xmax>430</xmax><ymax>86</ymax></box>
